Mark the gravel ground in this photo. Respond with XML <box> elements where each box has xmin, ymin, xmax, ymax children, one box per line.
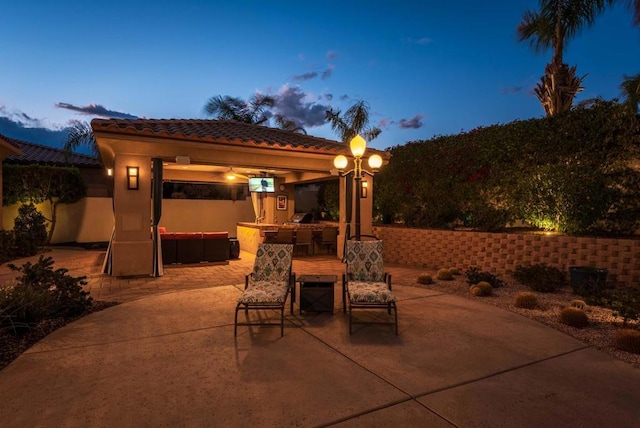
<box><xmin>420</xmin><ymin>275</ymin><xmax>640</xmax><ymax>369</ymax></box>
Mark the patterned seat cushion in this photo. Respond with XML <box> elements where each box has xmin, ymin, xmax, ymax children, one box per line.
<box><xmin>238</xmin><ymin>280</ymin><xmax>290</xmax><ymax>303</ymax></box>
<box><xmin>348</xmin><ymin>281</ymin><xmax>396</xmax><ymax>303</ymax></box>
<box><xmin>345</xmin><ymin>240</ymin><xmax>385</xmax><ymax>282</ymax></box>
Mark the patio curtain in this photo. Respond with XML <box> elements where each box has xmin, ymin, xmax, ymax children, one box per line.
<box><xmin>251</xmin><ymin>192</ymin><xmax>262</xmax><ymax>222</ymax></box>
<box><xmin>152</xmin><ymin>158</ymin><xmax>163</xmax><ymax>277</ymax></box>
<box><xmin>101</xmin><ymin>168</ymin><xmax>116</xmax><ymax>275</ymax></box>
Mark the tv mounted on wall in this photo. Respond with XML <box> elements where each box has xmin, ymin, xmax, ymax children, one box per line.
<box><xmin>248</xmin><ymin>177</ymin><xmax>275</xmax><ymax>193</ymax></box>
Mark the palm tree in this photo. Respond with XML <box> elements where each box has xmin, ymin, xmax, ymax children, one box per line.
<box><xmin>273</xmin><ymin>114</ymin><xmax>307</xmax><ymax>134</ymax></box>
<box><xmin>517</xmin><ymin>0</ymin><xmax>617</xmax><ymax>116</ymax></box>
<box><xmin>620</xmin><ymin>73</ymin><xmax>640</xmax><ymax>112</ymax></box>
<box><xmin>63</xmin><ymin>121</ymin><xmax>98</xmax><ymax>158</ymax></box>
<box><xmin>203</xmin><ymin>94</ymin><xmax>275</xmax><ymax>125</ymax></box>
<box><xmin>325</xmin><ymin>100</ymin><xmax>382</xmax><ymax>143</ymax></box>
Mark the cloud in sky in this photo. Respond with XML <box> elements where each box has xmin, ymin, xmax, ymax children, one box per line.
<box><xmin>500</xmin><ymin>86</ymin><xmax>523</xmax><ymax>95</ymax></box>
<box><xmin>271</xmin><ymin>85</ymin><xmax>330</xmax><ymax>128</ymax></box>
<box><xmin>0</xmin><ymin>104</ymin><xmax>59</xmax><ymax>130</ymax></box>
<box><xmin>0</xmin><ymin>115</ymin><xmax>71</xmax><ymax>148</ymax></box>
<box><xmin>398</xmin><ymin>114</ymin><xmax>424</xmax><ymax>129</ymax></box>
<box><xmin>55</xmin><ymin>102</ymin><xmax>138</xmax><ymax>119</ymax></box>
<box><xmin>406</xmin><ymin>37</ymin><xmax>432</xmax><ymax>45</ymax></box>
<box><xmin>292</xmin><ymin>71</ymin><xmax>318</xmax><ymax>82</ymax></box>
<box><xmin>321</xmin><ymin>64</ymin><xmax>334</xmax><ymax>80</ymax></box>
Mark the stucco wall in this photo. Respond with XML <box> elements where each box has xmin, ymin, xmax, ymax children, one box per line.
<box><xmin>2</xmin><ymin>198</ymin><xmax>115</xmax><ymax>244</ymax></box>
<box><xmin>160</xmin><ymin>199</ymin><xmax>255</xmax><ymax>236</ymax></box>
<box><xmin>3</xmin><ymin>198</ymin><xmax>255</xmax><ymax>244</ymax></box>
<box><xmin>373</xmin><ymin>226</ymin><xmax>640</xmax><ymax>285</ymax></box>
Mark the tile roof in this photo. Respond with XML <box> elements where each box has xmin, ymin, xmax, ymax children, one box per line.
<box><xmin>91</xmin><ymin>119</ymin><xmax>391</xmax><ymax>158</ymax></box>
<box><xmin>1</xmin><ymin>133</ymin><xmax>101</xmax><ymax>167</ymax></box>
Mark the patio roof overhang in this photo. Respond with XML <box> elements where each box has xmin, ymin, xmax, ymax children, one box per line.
<box><xmin>91</xmin><ymin>119</ymin><xmax>390</xmax><ymax>184</ymax></box>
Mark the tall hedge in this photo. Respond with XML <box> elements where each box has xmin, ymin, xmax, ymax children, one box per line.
<box><xmin>375</xmin><ymin>100</ymin><xmax>640</xmax><ymax>236</ymax></box>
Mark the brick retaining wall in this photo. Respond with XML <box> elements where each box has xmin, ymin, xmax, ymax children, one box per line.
<box><xmin>373</xmin><ymin>226</ymin><xmax>640</xmax><ymax>285</ymax></box>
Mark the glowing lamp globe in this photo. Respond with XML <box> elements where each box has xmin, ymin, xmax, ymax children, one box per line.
<box><xmin>349</xmin><ymin>135</ymin><xmax>367</xmax><ymax>158</ymax></box>
<box><xmin>333</xmin><ymin>155</ymin><xmax>348</xmax><ymax>170</ymax></box>
<box><xmin>368</xmin><ymin>154</ymin><xmax>383</xmax><ymax>170</ymax></box>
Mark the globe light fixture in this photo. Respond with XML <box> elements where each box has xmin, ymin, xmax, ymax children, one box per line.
<box><xmin>332</xmin><ymin>134</ymin><xmax>384</xmax><ymax>240</ymax></box>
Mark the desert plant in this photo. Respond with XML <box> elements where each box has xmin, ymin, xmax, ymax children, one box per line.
<box><xmin>8</xmin><ymin>256</ymin><xmax>92</xmax><ymax>318</ymax></box>
<box><xmin>614</xmin><ymin>329</ymin><xmax>640</xmax><ymax>354</ymax></box>
<box><xmin>0</xmin><ymin>282</ymin><xmax>55</xmax><ymax>334</ymax></box>
<box><xmin>559</xmin><ymin>307</ymin><xmax>590</xmax><ymax>328</ymax></box>
<box><xmin>0</xmin><ymin>230</ymin><xmax>15</xmax><ymax>264</ymax></box>
<box><xmin>605</xmin><ymin>286</ymin><xmax>640</xmax><ymax>326</ymax></box>
<box><xmin>569</xmin><ymin>299</ymin><xmax>587</xmax><ymax>310</ymax></box>
<box><xmin>437</xmin><ymin>268</ymin><xmax>454</xmax><ymax>281</ymax></box>
<box><xmin>470</xmin><ymin>281</ymin><xmax>492</xmax><ymax>297</ymax></box>
<box><xmin>512</xmin><ymin>263</ymin><xmax>566</xmax><ymax>293</ymax></box>
<box><xmin>515</xmin><ymin>292</ymin><xmax>539</xmax><ymax>309</ymax></box>
<box><xmin>12</xmin><ymin>204</ymin><xmax>47</xmax><ymax>257</ymax></box>
<box><xmin>417</xmin><ymin>273</ymin><xmax>434</xmax><ymax>285</ymax></box>
<box><xmin>465</xmin><ymin>267</ymin><xmax>504</xmax><ymax>288</ymax></box>
<box><xmin>449</xmin><ymin>268</ymin><xmax>461</xmax><ymax>276</ymax></box>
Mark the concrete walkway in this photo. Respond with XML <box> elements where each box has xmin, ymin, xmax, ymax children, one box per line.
<box><xmin>1</xmin><ymin>248</ymin><xmax>639</xmax><ymax>427</ymax></box>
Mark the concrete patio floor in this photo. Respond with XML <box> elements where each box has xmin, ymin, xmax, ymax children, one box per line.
<box><xmin>1</xmin><ymin>247</ymin><xmax>639</xmax><ymax>427</ymax></box>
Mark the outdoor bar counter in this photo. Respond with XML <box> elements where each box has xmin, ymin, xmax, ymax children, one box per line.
<box><xmin>236</xmin><ymin>222</ymin><xmax>338</xmax><ymax>255</ymax></box>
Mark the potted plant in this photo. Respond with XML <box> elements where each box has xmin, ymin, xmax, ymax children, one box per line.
<box><xmin>569</xmin><ymin>266</ymin><xmax>608</xmax><ymax>296</ymax></box>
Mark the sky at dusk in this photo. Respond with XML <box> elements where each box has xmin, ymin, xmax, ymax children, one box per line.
<box><xmin>1</xmin><ymin>0</ymin><xmax>639</xmax><ymax>152</ymax></box>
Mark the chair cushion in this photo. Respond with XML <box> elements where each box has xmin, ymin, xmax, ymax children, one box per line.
<box><xmin>252</xmin><ymin>244</ymin><xmax>293</xmax><ymax>282</ymax></box>
<box><xmin>238</xmin><ymin>280</ymin><xmax>290</xmax><ymax>304</ymax></box>
<box><xmin>348</xmin><ymin>281</ymin><xmax>397</xmax><ymax>303</ymax></box>
<box><xmin>345</xmin><ymin>240</ymin><xmax>385</xmax><ymax>282</ymax></box>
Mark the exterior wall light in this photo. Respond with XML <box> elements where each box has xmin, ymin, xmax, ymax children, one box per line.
<box><xmin>361</xmin><ymin>180</ymin><xmax>368</xmax><ymax>198</ymax></box>
<box><xmin>127</xmin><ymin>166</ymin><xmax>139</xmax><ymax>190</ymax></box>
<box><xmin>107</xmin><ymin>168</ymin><xmax>113</xmax><ymax>177</ymax></box>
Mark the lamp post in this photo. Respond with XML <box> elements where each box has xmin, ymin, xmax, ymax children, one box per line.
<box><xmin>333</xmin><ymin>134</ymin><xmax>383</xmax><ymax>240</ymax></box>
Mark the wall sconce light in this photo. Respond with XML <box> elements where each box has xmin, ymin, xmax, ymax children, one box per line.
<box><xmin>126</xmin><ymin>166</ymin><xmax>139</xmax><ymax>190</ymax></box>
<box><xmin>106</xmin><ymin>168</ymin><xmax>113</xmax><ymax>177</ymax></box>
<box><xmin>361</xmin><ymin>180</ymin><xmax>368</xmax><ymax>198</ymax></box>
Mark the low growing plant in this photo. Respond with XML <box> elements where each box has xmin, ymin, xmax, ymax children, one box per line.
<box><xmin>465</xmin><ymin>267</ymin><xmax>504</xmax><ymax>288</ymax></box>
<box><xmin>512</xmin><ymin>263</ymin><xmax>566</xmax><ymax>293</ymax></box>
<box><xmin>515</xmin><ymin>292</ymin><xmax>538</xmax><ymax>309</ymax></box>
<box><xmin>470</xmin><ymin>281</ymin><xmax>492</xmax><ymax>296</ymax></box>
<box><xmin>559</xmin><ymin>307</ymin><xmax>590</xmax><ymax>328</ymax></box>
<box><xmin>605</xmin><ymin>286</ymin><xmax>640</xmax><ymax>326</ymax></box>
<box><xmin>614</xmin><ymin>329</ymin><xmax>640</xmax><ymax>354</ymax></box>
<box><xmin>436</xmin><ymin>268</ymin><xmax>453</xmax><ymax>281</ymax></box>
<box><xmin>8</xmin><ymin>255</ymin><xmax>92</xmax><ymax>319</ymax></box>
<box><xmin>417</xmin><ymin>273</ymin><xmax>434</xmax><ymax>285</ymax></box>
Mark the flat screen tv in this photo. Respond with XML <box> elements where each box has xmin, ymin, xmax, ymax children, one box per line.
<box><xmin>248</xmin><ymin>177</ymin><xmax>275</xmax><ymax>193</ymax></box>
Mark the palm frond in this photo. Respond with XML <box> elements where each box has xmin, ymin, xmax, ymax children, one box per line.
<box><xmin>63</xmin><ymin>121</ymin><xmax>97</xmax><ymax>158</ymax></box>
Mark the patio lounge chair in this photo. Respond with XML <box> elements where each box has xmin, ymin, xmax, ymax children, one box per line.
<box><xmin>234</xmin><ymin>243</ymin><xmax>295</xmax><ymax>337</ymax></box>
<box><xmin>342</xmin><ymin>240</ymin><xmax>398</xmax><ymax>335</ymax></box>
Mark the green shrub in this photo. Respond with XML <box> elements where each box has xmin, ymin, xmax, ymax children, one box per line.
<box><xmin>8</xmin><ymin>256</ymin><xmax>92</xmax><ymax>318</ymax></box>
<box><xmin>0</xmin><ymin>283</ymin><xmax>56</xmax><ymax>335</ymax></box>
<box><xmin>605</xmin><ymin>286</ymin><xmax>640</xmax><ymax>326</ymax></box>
<box><xmin>515</xmin><ymin>292</ymin><xmax>538</xmax><ymax>309</ymax></box>
<box><xmin>0</xmin><ymin>230</ymin><xmax>16</xmax><ymax>265</ymax></box>
<box><xmin>436</xmin><ymin>268</ymin><xmax>453</xmax><ymax>281</ymax></box>
<box><xmin>465</xmin><ymin>267</ymin><xmax>504</xmax><ymax>288</ymax></box>
<box><xmin>512</xmin><ymin>264</ymin><xmax>566</xmax><ymax>293</ymax></box>
<box><xmin>559</xmin><ymin>307</ymin><xmax>590</xmax><ymax>328</ymax></box>
<box><xmin>12</xmin><ymin>204</ymin><xmax>47</xmax><ymax>257</ymax></box>
<box><xmin>417</xmin><ymin>273</ymin><xmax>434</xmax><ymax>285</ymax></box>
<box><xmin>614</xmin><ymin>329</ymin><xmax>640</xmax><ymax>354</ymax></box>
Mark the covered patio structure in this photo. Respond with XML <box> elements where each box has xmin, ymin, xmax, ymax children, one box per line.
<box><xmin>91</xmin><ymin>119</ymin><xmax>390</xmax><ymax>277</ymax></box>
